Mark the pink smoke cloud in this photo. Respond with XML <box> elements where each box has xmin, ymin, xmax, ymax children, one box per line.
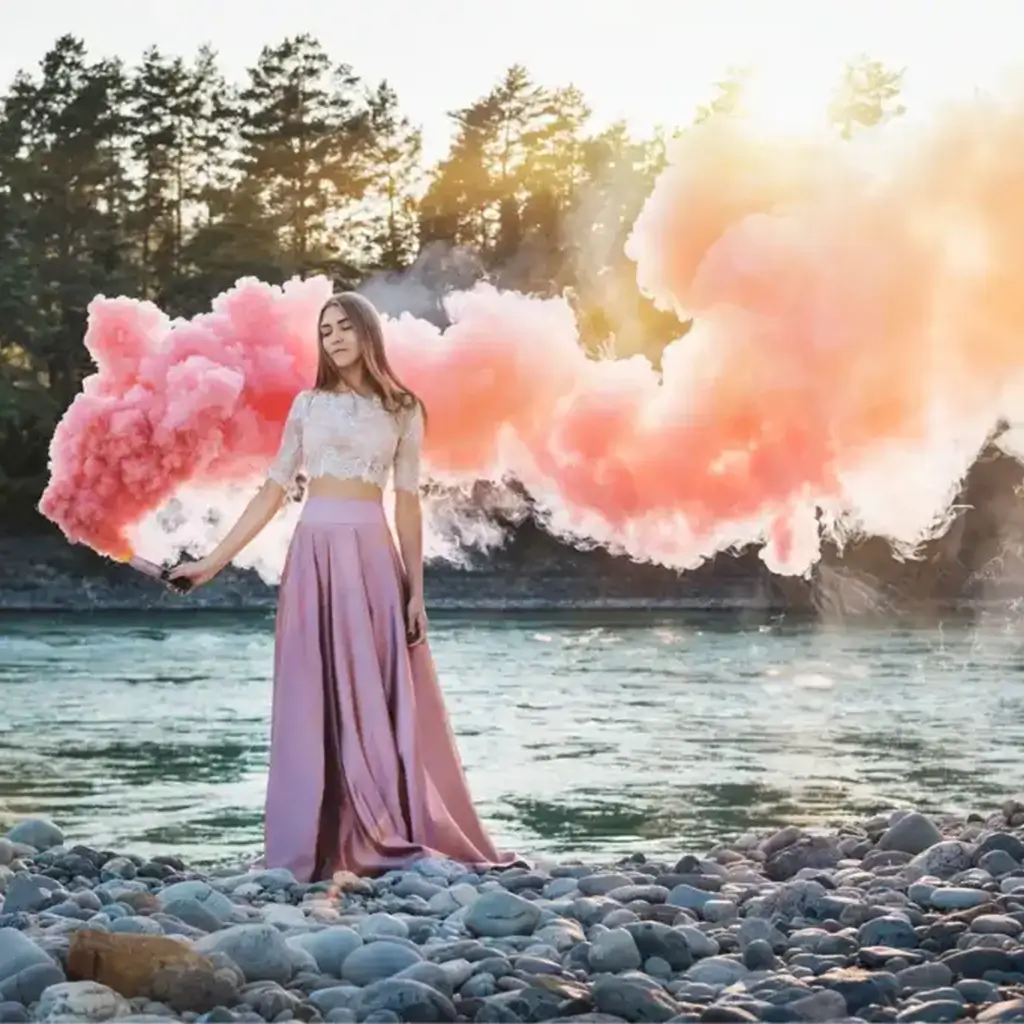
<box><xmin>39</xmin><ymin>93</ymin><xmax>1024</xmax><ymax>574</ymax></box>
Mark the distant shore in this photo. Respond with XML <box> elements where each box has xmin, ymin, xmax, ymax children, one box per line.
<box><xmin>0</xmin><ymin>528</ymin><xmax>797</xmax><ymax>616</ymax></box>
<box><xmin>5</xmin><ymin>514</ymin><xmax>1024</xmax><ymax>619</ymax></box>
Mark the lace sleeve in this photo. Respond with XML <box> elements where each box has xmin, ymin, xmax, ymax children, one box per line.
<box><xmin>393</xmin><ymin>401</ymin><xmax>424</xmax><ymax>494</ymax></box>
<box><xmin>268</xmin><ymin>392</ymin><xmax>306</xmax><ymax>487</ymax></box>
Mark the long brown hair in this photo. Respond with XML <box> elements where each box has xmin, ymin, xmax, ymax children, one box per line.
<box><xmin>314</xmin><ymin>291</ymin><xmax>421</xmax><ymax>417</ymax></box>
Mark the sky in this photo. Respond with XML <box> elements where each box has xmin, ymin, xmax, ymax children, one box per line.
<box><xmin>4</xmin><ymin>0</ymin><xmax>1024</xmax><ymax>161</ymax></box>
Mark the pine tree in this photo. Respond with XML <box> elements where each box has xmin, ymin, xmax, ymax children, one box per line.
<box><xmin>420</xmin><ymin>65</ymin><xmax>589</xmax><ymax>283</ymax></box>
<box><xmin>237</xmin><ymin>34</ymin><xmax>369</xmax><ymax>275</ymax></box>
<box><xmin>360</xmin><ymin>81</ymin><xmax>423</xmax><ymax>270</ymax></box>
<box><xmin>2</xmin><ymin>36</ymin><xmax>133</xmax><ymax>410</ymax></box>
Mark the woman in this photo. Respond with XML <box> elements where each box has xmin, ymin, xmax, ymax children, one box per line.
<box><xmin>170</xmin><ymin>291</ymin><xmax>516</xmax><ymax>881</ymax></box>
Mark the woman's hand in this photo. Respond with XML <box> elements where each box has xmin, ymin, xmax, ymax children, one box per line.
<box><xmin>406</xmin><ymin>593</ymin><xmax>428</xmax><ymax>646</ymax></box>
<box><xmin>168</xmin><ymin>556</ymin><xmax>222</xmax><ymax>590</ymax></box>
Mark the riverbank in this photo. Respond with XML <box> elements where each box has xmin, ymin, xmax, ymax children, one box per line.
<box><xmin>9</xmin><ymin>441</ymin><xmax>1024</xmax><ymax>617</ymax></box>
<box><xmin>3</xmin><ymin>802</ymin><xmax>1024</xmax><ymax>1022</ymax></box>
<box><xmin>0</xmin><ymin>526</ymin><xmax>796</xmax><ymax>614</ymax></box>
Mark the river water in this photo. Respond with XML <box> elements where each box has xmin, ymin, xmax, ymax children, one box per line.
<box><xmin>1</xmin><ymin>609</ymin><xmax>1021</xmax><ymax>866</ymax></box>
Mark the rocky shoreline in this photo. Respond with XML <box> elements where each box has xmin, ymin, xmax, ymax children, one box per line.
<box><xmin>4</xmin><ymin>805</ymin><xmax>1024</xmax><ymax>1022</ymax></box>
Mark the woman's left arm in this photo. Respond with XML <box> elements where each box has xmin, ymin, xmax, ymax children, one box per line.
<box><xmin>393</xmin><ymin>402</ymin><xmax>427</xmax><ymax>643</ymax></box>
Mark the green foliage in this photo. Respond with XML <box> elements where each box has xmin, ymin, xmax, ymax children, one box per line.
<box><xmin>0</xmin><ymin>37</ymin><xmax>906</xmax><ymax>523</ymax></box>
<box><xmin>829</xmin><ymin>57</ymin><xmax>906</xmax><ymax>139</ymax></box>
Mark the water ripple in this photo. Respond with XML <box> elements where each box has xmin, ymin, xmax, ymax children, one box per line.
<box><xmin>0</xmin><ymin>609</ymin><xmax>1020</xmax><ymax>863</ymax></box>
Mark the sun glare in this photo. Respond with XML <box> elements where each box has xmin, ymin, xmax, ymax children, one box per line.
<box><xmin>738</xmin><ymin>63</ymin><xmax>834</xmax><ymax>138</ymax></box>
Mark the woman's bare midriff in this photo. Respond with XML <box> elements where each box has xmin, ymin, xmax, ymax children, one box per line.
<box><xmin>306</xmin><ymin>476</ymin><xmax>383</xmax><ymax>501</ymax></box>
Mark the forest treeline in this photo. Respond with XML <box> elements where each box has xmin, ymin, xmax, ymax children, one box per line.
<box><xmin>0</xmin><ymin>36</ymin><xmax>904</xmax><ymax>523</ymax></box>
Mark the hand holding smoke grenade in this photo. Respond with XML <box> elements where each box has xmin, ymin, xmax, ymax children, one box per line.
<box><xmin>128</xmin><ymin>555</ymin><xmax>194</xmax><ymax>594</ymax></box>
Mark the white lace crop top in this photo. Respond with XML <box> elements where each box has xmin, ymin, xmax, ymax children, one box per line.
<box><xmin>267</xmin><ymin>389</ymin><xmax>423</xmax><ymax>493</ymax></box>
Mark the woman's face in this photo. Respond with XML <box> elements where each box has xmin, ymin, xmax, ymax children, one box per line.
<box><xmin>320</xmin><ymin>305</ymin><xmax>362</xmax><ymax>371</ymax></box>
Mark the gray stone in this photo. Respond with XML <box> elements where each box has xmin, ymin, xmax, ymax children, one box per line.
<box><xmin>896</xmin><ymin>962</ymin><xmax>953</xmax><ymax>992</ymax></box>
<box><xmin>0</xmin><ymin>962</ymin><xmax>65</xmax><ymax>1004</ymax></box>
<box><xmin>110</xmin><ymin>915</ymin><xmax>164</xmax><ymax>935</ymax></box>
<box><xmin>0</xmin><ymin>928</ymin><xmax>54</xmax><ymax>982</ymax></box>
<box><xmin>910</xmin><ymin>842</ymin><xmax>975</xmax><ymax>879</ymax></box>
<box><xmin>605</xmin><ymin>884</ymin><xmax>669</xmax><ymax>904</ymax></box>
<box><xmin>956</xmin><ymin>978</ymin><xmax>1000</xmax><ymax>1003</ymax></box>
<box><xmin>354</xmin><ymin>978</ymin><xmax>456</xmax><ymax>1022</ymax></box>
<box><xmin>464</xmin><ymin>891</ymin><xmax>541</xmax><ymax>938</ymax></box>
<box><xmin>683</xmin><ymin>931</ymin><xmax>728</xmax><ymax>968</ymax></box>
<box><xmin>666</xmin><ymin>884</ymin><xmax>715</xmax><ymax>911</ymax></box>
<box><xmin>863</xmin><ymin>849</ymin><xmax>914</xmax><ymax>870</ymax></box>
<box><xmin>460</xmin><ymin>972</ymin><xmax>496</xmax><ymax>998</ymax></box>
<box><xmin>0</xmin><ymin>876</ymin><xmax>50</xmax><ymax>915</ymax></box>
<box><xmin>685</xmin><ymin>956</ymin><xmax>749</xmax><ymax>986</ymax></box>
<box><xmin>702</xmin><ymin>899</ymin><xmax>738</xmax><ymax>923</ymax></box>
<box><xmin>286</xmin><ymin>926</ymin><xmax>362</xmax><ymax>976</ymax></box>
<box><xmin>970</xmin><ymin>914</ymin><xmax>1022</xmax><ymax>936</ymax></box>
<box><xmin>786</xmin><ymin>989</ymin><xmax>848</xmax><ymax>1022</ymax></box>
<box><xmin>624</xmin><ymin>922</ymin><xmax>693</xmax><ymax>971</ymax></box>
<box><xmin>941</xmin><ymin>948</ymin><xmax>1020</xmax><ymax>978</ymax></box>
<box><xmin>976</xmin><ymin>833</ymin><xmax>1024</xmax><ymax>862</ymax></box>
<box><xmin>308</xmin><ymin>985</ymin><xmax>362</xmax><ymax>1014</ymax></box>
<box><xmin>896</xmin><ymin>1000</ymin><xmax>965</xmax><ymax>1023</ymax></box>
<box><xmin>99</xmin><ymin>857</ymin><xmax>135</xmax><ymax>881</ymax></box>
<box><xmin>759</xmin><ymin>879</ymin><xmax>830</xmax><ymax>922</ymax></box>
<box><xmin>763</xmin><ymin>825</ymin><xmax>805</xmax><ymax>857</ymax></box>
<box><xmin>341</xmin><ymin>941</ymin><xmax>422</xmax><ymax>986</ymax></box>
<box><xmin>644</xmin><ymin>956</ymin><xmax>672</xmax><ymax>979</ymax></box>
<box><xmin>577</xmin><ymin>873</ymin><xmax>634</xmax><ymax>896</ymax></box>
<box><xmin>977</xmin><ymin>850</ymin><xmax>1020</xmax><ymax>877</ymax></box>
<box><xmin>355</xmin><ymin>913</ymin><xmax>408</xmax><ymax>941</ymax></box>
<box><xmin>425</xmin><ymin>890</ymin><xmax>459</xmax><ymax>916</ymax></box>
<box><xmin>978</xmin><ymin>999</ymin><xmax>1024</xmax><ymax>1022</ymax></box>
<box><xmin>194</xmin><ymin>924</ymin><xmax>293</xmax><ymax>984</ymax></box>
<box><xmin>912</xmin><ymin>988</ymin><xmax>964</xmax><ymax>1005</ymax></box>
<box><xmin>742</xmin><ymin>939</ymin><xmax>779</xmax><ymax>971</ymax></box>
<box><xmin>33</xmin><ymin>980</ymin><xmax>130</xmax><ymax>1021</ymax></box>
<box><xmin>858</xmin><ymin>915</ymin><xmax>918</xmax><ymax>949</ymax></box>
<box><xmin>542</xmin><ymin>877</ymin><xmax>578</xmax><ymax>899</ymax></box>
<box><xmin>158</xmin><ymin>881</ymin><xmax>235</xmax><ymax>922</ymax></box>
<box><xmin>390</xmin><ymin>960</ymin><xmax>452</xmax><ymax>994</ymax></box>
<box><xmin>5</xmin><ymin>819</ymin><xmax>64</xmax><ymax>852</ymax></box>
<box><xmin>908</xmin><ymin>880</ymin><xmax>938</xmax><ymax>905</ymax></box>
<box><xmin>927</xmin><ymin>887</ymin><xmax>987</xmax><ymax>910</ymax></box>
<box><xmin>591</xmin><ymin>973</ymin><xmax>680</xmax><ymax>1022</ymax></box>
<box><xmin>161</xmin><ymin>897</ymin><xmax>223</xmax><ymax>932</ymax></box>
<box><xmin>390</xmin><ymin>874</ymin><xmax>444</xmax><ymax>901</ymax></box>
<box><xmin>236</xmin><ymin>979</ymin><xmax>300</xmax><ymax>1020</ymax></box>
<box><xmin>588</xmin><ymin>928</ymin><xmax>642</xmax><ymax>973</ymax></box>
<box><xmin>765</xmin><ymin>836</ymin><xmax>842</xmax><ymax>880</ymax></box>
<box><xmin>534</xmin><ymin>919</ymin><xmax>585</xmax><ymax>952</ymax></box>
<box><xmin>324</xmin><ymin>1011</ymin><xmax>357</xmax><ymax>1024</ymax></box>
<box><xmin>878</xmin><ymin>813</ymin><xmax>943</xmax><ymax>856</ymax></box>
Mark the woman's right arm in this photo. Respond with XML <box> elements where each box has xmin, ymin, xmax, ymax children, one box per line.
<box><xmin>173</xmin><ymin>481</ymin><xmax>287</xmax><ymax>584</ymax></box>
<box><xmin>170</xmin><ymin>393</ymin><xmax>305</xmax><ymax>587</ymax></box>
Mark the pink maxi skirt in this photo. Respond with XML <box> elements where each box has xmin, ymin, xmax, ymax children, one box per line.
<box><xmin>264</xmin><ymin>496</ymin><xmax>517</xmax><ymax>881</ymax></box>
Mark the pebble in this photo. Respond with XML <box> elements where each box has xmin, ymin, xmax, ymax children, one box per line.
<box><xmin>340</xmin><ymin>941</ymin><xmax>422</xmax><ymax>985</ymax></box>
<box><xmin>1</xmin><ymin>808</ymin><xmax>1024</xmax><ymax>1021</ymax></box>
<box><xmin>927</xmin><ymin>886</ymin><xmax>989</xmax><ymax>909</ymax></box>
<box><xmin>879</xmin><ymin>813</ymin><xmax>944</xmax><ymax>856</ymax></box>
